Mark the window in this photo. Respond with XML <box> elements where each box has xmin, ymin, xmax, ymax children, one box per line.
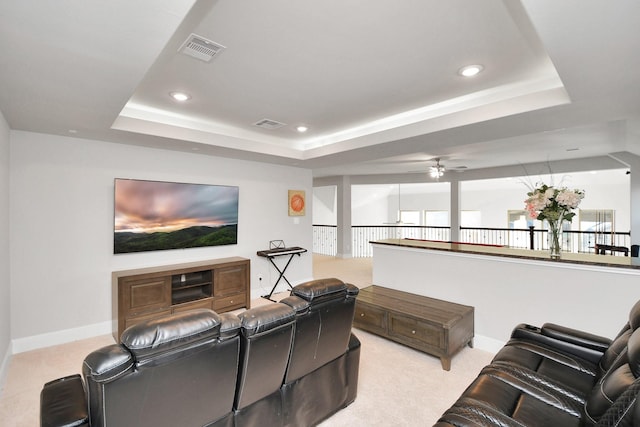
<box><xmin>508</xmin><ymin>210</ymin><xmax>531</xmax><ymax>229</ymax></box>
<box><xmin>399</xmin><ymin>210</ymin><xmax>420</xmax><ymax>225</ymax></box>
<box><xmin>424</xmin><ymin>210</ymin><xmax>449</xmax><ymax>226</ymax></box>
<box><xmin>580</xmin><ymin>209</ymin><xmax>615</xmax><ymax>252</ymax></box>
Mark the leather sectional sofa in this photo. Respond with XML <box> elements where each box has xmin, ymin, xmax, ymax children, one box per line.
<box><xmin>435</xmin><ymin>300</ymin><xmax>640</xmax><ymax>426</ymax></box>
<box><xmin>40</xmin><ymin>278</ymin><xmax>360</xmax><ymax>427</ymax></box>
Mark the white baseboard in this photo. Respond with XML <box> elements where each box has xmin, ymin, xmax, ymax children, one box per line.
<box><xmin>0</xmin><ymin>341</ymin><xmax>12</xmax><ymax>393</ymax></box>
<box><xmin>12</xmin><ymin>321</ymin><xmax>112</xmax><ymax>354</ymax></box>
<box><xmin>473</xmin><ymin>334</ymin><xmax>506</xmax><ymax>354</ymax></box>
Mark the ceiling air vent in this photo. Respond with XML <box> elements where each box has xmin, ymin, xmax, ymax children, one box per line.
<box><xmin>253</xmin><ymin>119</ymin><xmax>286</xmax><ymax>130</ymax></box>
<box><xmin>179</xmin><ymin>33</ymin><xmax>225</xmax><ymax>62</ymax></box>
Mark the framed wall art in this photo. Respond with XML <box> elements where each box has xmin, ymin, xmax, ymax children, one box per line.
<box><xmin>288</xmin><ymin>190</ymin><xmax>306</xmax><ymax>216</ymax></box>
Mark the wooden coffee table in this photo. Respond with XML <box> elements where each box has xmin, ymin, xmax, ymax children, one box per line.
<box><xmin>353</xmin><ymin>285</ymin><xmax>474</xmax><ymax>370</ymax></box>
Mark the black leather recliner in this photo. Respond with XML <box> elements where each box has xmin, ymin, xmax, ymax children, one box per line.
<box><xmin>435</xmin><ymin>300</ymin><xmax>640</xmax><ymax>427</ymax></box>
<box><xmin>280</xmin><ymin>278</ymin><xmax>360</xmax><ymax>427</ymax></box>
<box><xmin>41</xmin><ymin>278</ymin><xmax>360</xmax><ymax>427</ymax></box>
<box><xmin>42</xmin><ymin>309</ymin><xmax>241</xmax><ymax>427</ymax></box>
<box><xmin>233</xmin><ymin>303</ymin><xmax>296</xmax><ymax>426</ymax></box>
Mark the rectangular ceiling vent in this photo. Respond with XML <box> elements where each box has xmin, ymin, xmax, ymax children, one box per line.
<box><xmin>253</xmin><ymin>119</ymin><xmax>286</xmax><ymax>130</ymax></box>
<box><xmin>179</xmin><ymin>33</ymin><xmax>226</xmax><ymax>62</ymax></box>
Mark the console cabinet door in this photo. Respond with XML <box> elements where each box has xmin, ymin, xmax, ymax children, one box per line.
<box><xmin>122</xmin><ymin>276</ymin><xmax>171</xmax><ymax>317</ymax></box>
<box><xmin>214</xmin><ymin>264</ymin><xmax>247</xmax><ymax>296</ymax></box>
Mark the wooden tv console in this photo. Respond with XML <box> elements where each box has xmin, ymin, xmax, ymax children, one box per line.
<box><xmin>112</xmin><ymin>257</ymin><xmax>250</xmax><ymax>340</ymax></box>
<box><xmin>353</xmin><ymin>285</ymin><xmax>474</xmax><ymax>370</ymax></box>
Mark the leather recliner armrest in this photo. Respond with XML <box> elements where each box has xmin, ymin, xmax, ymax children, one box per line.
<box><xmin>541</xmin><ymin>322</ymin><xmax>612</xmax><ymax>352</ymax></box>
<box><xmin>40</xmin><ymin>374</ymin><xmax>89</xmax><ymax>427</ymax></box>
<box><xmin>510</xmin><ymin>323</ymin><xmax>610</xmax><ymax>364</ymax></box>
<box><xmin>219</xmin><ymin>312</ymin><xmax>241</xmax><ymax>341</ymax></box>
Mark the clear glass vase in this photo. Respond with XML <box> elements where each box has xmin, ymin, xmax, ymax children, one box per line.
<box><xmin>548</xmin><ymin>220</ymin><xmax>563</xmax><ymax>259</ymax></box>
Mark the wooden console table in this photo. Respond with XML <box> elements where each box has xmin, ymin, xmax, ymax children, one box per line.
<box><xmin>112</xmin><ymin>257</ymin><xmax>250</xmax><ymax>340</ymax></box>
<box><xmin>353</xmin><ymin>285</ymin><xmax>474</xmax><ymax>370</ymax></box>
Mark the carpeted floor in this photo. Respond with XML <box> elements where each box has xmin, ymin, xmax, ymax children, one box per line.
<box><xmin>0</xmin><ymin>255</ymin><xmax>494</xmax><ymax>426</ymax></box>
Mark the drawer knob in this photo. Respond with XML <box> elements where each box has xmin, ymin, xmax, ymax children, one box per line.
<box><xmin>360</xmin><ymin>313</ymin><xmax>365</xmax><ymax>317</ymax></box>
<box><xmin>411</xmin><ymin>330</ymin><xmax>416</xmax><ymax>334</ymax></box>
<box><xmin>230</xmin><ymin>300</ymin><xmax>233</xmax><ymax>304</ymax></box>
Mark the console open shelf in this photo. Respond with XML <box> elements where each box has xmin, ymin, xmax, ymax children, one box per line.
<box><xmin>171</xmin><ymin>270</ymin><xmax>213</xmax><ymax>304</ymax></box>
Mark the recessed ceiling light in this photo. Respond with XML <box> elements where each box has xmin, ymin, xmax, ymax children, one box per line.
<box><xmin>458</xmin><ymin>64</ymin><xmax>484</xmax><ymax>77</ymax></box>
<box><xmin>170</xmin><ymin>91</ymin><xmax>191</xmax><ymax>102</ymax></box>
<box><xmin>296</xmin><ymin>125</ymin><xmax>309</xmax><ymax>133</ymax></box>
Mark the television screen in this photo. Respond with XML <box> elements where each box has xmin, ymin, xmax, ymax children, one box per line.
<box><xmin>114</xmin><ymin>178</ymin><xmax>239</xmax><ymax>254</ymax></box>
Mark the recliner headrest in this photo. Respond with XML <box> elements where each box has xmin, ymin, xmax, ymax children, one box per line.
<box><xmin>291</xmin><ymin>278</ymin><xmax>347</xmax><ymax>303</ymax></box>
<box><xmin>121</xmin><ymin>309</ymin><xmax>222</xmax><ymax>360</ymax></box>
<box><xmin>238</xmin><ymin>303</ymin><xmax>295</xmax><ymax>338</ymax></box>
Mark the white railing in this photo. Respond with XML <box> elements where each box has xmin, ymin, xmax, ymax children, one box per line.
<box><xmin>313</xmin><ymin>225</ymin><xmax>632</xmax><ymax>258</ymax></box>
<box><xmin>313</xmin><ymin>225</ymin><xmax>337</xmax><ymax>256</ymax></box>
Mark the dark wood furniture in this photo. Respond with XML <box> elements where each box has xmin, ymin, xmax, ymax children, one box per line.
<box><xmin>353</xmin><ymin>285</ymin><xmax>474</xmax><ymax>370</ymax></box>
<box><xmin>594</xmin><ymin>243</ymin><xmax>629</xmax><ymax>256</ymax></box>
<box><xmin>112</xmin><ymin>257</ymin><xmax>250</xmax><ymax>340</ymax></box>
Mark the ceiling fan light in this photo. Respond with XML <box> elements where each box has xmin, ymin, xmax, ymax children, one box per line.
<box><xmin>429</xmin><ymin>159</ymin><xmax>445</xmax><ymax>178</ymax></box>
<box><xmin>429</xmin><ymin>167</ymin><xmax>444</xmax><ymax>178</ymax></box>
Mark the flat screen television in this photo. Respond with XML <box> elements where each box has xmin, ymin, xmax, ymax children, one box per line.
<box><xmin>114</xmin><ymin>178</ymin><xmax>239</xmax><ymax>254</ymax></box>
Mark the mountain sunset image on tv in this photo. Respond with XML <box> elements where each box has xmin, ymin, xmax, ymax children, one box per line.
<box><xmin>114</xmin><ymin>178</ymin><xmax>239</xmax><ymax>254</ymax></box>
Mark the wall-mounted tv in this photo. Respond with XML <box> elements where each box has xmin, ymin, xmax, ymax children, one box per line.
<box><xmin>114</xmin><ymin>178</ymin><xmax>239</xmax><ymax>254</ymax></box>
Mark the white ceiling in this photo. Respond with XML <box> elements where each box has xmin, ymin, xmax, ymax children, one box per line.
<box><xmin>1</xmin><ymin>0</ymin><xmax>639</xmax><ymax>178</ymax></box>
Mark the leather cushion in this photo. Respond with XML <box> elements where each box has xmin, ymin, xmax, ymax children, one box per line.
<box><xmin>239</xmin><ymin>303</ymin><xmax>295</xmax><ymax>337</ymax></box>
<box><xmin>292</xmin><ymin>278</ymin><xmax>347</xmax><ymax>303</ymax></box>
<box><xmin>279</xmin><ymin>295</ymin><xmax>310</xmax><ymax>315</ymax></box>
<box><xmin>41</xmin><ymin>374</ymin><xmax>89</xmax><ymax>427</ymax></box>
<box><xmin>121</xmin><ymin>309</ymin><xmax>221</xmax><ymax>359</ymax></box>
<box><xmin>219</xmin><ymin>312</ymin><xmax>241</xmax><ymax>340</ymax></box>
<box><xmin>83</xmin><ymin>344</ymin><xmax>133</xmax><ymax>382</ymax></box>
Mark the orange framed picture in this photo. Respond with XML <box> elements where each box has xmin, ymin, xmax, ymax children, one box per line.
<box><xmin>288</xmin><ymin>190</ymin><xmax>306</xmax><ymax>216</ymax></box>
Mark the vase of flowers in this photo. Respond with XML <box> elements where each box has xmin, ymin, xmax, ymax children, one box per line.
<box><xmin>546</xmin><ymin>218</ymin><xmax>564</xmax><ymax>259</ymax></box>
<box><xmin>525</xmin><ymin>183</ymin><xmax>585</xmax><ymax>259</ymax></box>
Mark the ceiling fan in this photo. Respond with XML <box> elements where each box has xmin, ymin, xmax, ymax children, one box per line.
<box><xmin>404</xmin><ymin>156</ymin><xmax>467</xmax><ymax>177</ymax></box>
<box><xmin>429</xmin><ymin>158</ymin><xmax>446</xmax><ymax>179</ymax></box>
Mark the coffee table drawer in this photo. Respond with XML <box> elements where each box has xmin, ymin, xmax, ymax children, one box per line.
<box><xmin>354</xmin><ymin>301</ymin><xmax>387</xmax><ymax>335</ymax></box>
<box><xmin>389</xmin><ymin>313</ymin><xmax>443</xmax><ymax>349</ymax></box>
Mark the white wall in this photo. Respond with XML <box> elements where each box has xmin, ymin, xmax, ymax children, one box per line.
<box><xmin>351</xmin><ymin>184</ymin><xmax>395</xmax><ymax>225</ymax></box>
<box><xmin>0</xmin><ymin>111</ymin><xmax>11</xmax><ymax>384</ymax></box>
<box><xmin>9</xmin><ymin>131</ymin><xmax>313</xmax><ymax>350</ymax></box>
<box><xmin>312</xmin><ymin>186</ymin><xmax>337</xmax><ymax>225</ymax></box>
<box><xmin>461</xmin><ymin>171</ymin><xmax>630</xmax><ymax>230</ymax></box>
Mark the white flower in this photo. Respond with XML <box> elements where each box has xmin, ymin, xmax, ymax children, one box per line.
<box><xmin>556</xmin><ymin>189</ymin><xmax>584</xmax><ymax>209</ymax></box>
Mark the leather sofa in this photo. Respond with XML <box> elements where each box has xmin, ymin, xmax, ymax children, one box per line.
<box><xmin>40</xmin><ymin>278</ymin><xmax>360</xmax><ymax>427</ymax></box>
<box><xmin>435</xmin><ymin>300</ymin><xmax>640</xmax><ymax>427</ymax></box>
